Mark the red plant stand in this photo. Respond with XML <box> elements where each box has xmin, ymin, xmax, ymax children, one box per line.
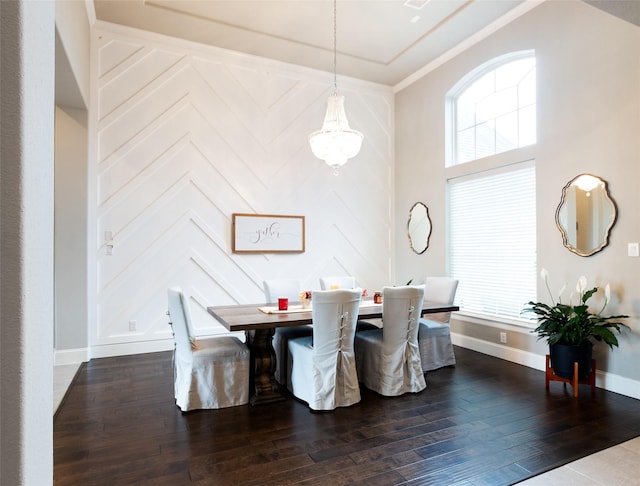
<box><xmin>545</xmin><ymin>354</ymin><xmax>596</xmax><ymax>397</ymax></box>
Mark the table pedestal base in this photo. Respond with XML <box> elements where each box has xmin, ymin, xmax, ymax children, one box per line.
<box><xmin>246</xmin><ymin>328</ymin><xmax>286</xmax><ymax>405</ymax></box>
<box><xmin>545</xmin><ymin>355</ymin><xmax>596</xmax><ymax>398</ymax></box>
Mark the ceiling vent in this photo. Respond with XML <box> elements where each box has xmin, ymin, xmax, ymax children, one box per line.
<box><xmin>403</xmin><ymin>0</ymin><xmax>431</xmax><ymax>10</ymax></box>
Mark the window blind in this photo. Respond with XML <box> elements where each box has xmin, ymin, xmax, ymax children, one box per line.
<box><xmin>448</xmin><ymin>163</ymin><xmax>536</xmax><ymax>319</ymax></box>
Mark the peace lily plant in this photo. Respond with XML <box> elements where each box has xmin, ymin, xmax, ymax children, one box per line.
<box><xmin>525</xmin><ymin>268</ymin><xmax>628</xmax><ymax>349</ymax></box>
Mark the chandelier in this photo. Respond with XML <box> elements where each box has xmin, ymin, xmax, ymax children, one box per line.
<box><xmin>308</xmin><ymin>0</ymin><xmax>363</xmax><ymax>174</ymax></box>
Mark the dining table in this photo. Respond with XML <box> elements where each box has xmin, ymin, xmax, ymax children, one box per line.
<box><xmin>208</xmin><ymin>299</ymin><xmax>459</xmax><ymax>405</ymax></box>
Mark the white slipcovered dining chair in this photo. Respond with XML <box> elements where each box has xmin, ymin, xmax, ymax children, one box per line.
<box><xmin>288</xmin><ymin>289</ymin><xmax>362</xmax><ymax>410</ymax></box>
<box><xmin>319</xmin><ymin>275</ymin><xmax>379</xmax><ymax>332</ymax></box>
<box><xmin>355</xmin><ymin>285</ymin><xmax>426</xmax><ymax>396</ymax></box>
<box><xmin>263</xmin><ymin>279</ymin><xmax>312</xmax><ymax>387</ymax></box>
<box><xmin>319</xmin><ymin>276</ymin><xmax>356</xmax><ymax>290</ymax></box>
<box><xmin>167</xmin><ymin>287</ymin><xmax>249</xmax><ymax>411</ymax></box>
<box><xmin>418</xmin><ymin>277</ymin><xmax>458</xmax><ymax>372</ymax></box>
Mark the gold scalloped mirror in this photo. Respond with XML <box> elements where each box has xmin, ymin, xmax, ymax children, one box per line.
<box><xmin>555</xmin><ymin>174</ymin><xmax>617</xmax><ymax>257</ymax></box>
<box><xmin>407</xmin><ymin>202</ymin><xmax>432</xmax><ymax>254</ymax></box>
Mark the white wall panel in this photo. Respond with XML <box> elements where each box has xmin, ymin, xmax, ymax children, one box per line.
<box><xmin>91</xmin><ymin>24</ymin><xmax>394</xmax><ymax>350</ymax></box>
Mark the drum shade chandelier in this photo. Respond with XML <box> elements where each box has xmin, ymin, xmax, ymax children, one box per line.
<box><xmin>308</xmin><ymin>0</ymin><xmax>363</xmax><ymax>174</ymax></box>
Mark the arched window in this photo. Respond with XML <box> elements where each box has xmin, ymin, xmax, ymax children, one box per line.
<box><xmin>447</xmin><ymin>52</ymin><xmax>536</xmax><ymax>166</ymax></box>
<box><xmin>446</xmin><ymin>52</ymin><xmax>537</xmax><ymax>321</ymax></box>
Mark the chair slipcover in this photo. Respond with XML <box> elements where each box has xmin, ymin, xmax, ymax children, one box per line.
<box><xmin>355</xmin><ymin>285</ymin><xmax>426</xmax><ymax>396</ymax></box>
<box><xmin>418</xmin><ymin>277</ymin><xmax>458</xmax><ymax>371</ymax></box>
<box><xmin>319</xmin><ymin>276</ymin><xmax>356</xmax><ymax>290</ymax></box>
<box><xmin>288</xmin><ymin>289</ymin><xmax>362</xmax><ymax>410</ymax></box>
<box><xmin>263</xmin><ymin>279</ymin><xmax>312</xmax><ymax>387</ymax></box>
<box><xmin>319</xmin><ymin>276</ymin><xmax>379</xmax><ymax>332</ymax></box>
<box><xmin>167</xmin><ymin>287</ymin><xmax>249</xmax><ymax>411</ymax></box>
<box><xmin>263</xmin><ymin>279</ymin><xmax>302</xmax><ymax>303</ymax></box>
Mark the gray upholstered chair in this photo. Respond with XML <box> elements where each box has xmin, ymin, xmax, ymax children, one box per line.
<box><xmin>263</xmin><ymin>279</ymin><xmax>312</xmax><ymax>388</ymax></box>
<box><xmin>355</xmin><ymin>285</ymin><xmax>426</xmax><ymax>396</ymax></box>
<box><xmin>418</xmin><ymin>277</ymin><xmax>458</xmax><ymax>371</ymax></box>
<box><xmin>167</xmin><ymin>287</ymin><xmax>249</xmax><ymax>410</ymax></box>
<box><xmin>288</xmin><ymin>289</ymin><xmax>362</xmax><ymax>410</ymax></box>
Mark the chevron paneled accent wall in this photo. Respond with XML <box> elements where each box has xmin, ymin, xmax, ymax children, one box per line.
<box><xmin>90</xmin><ymin>24</ymin><xmax>394</xmax><ymax>355</ymax></box>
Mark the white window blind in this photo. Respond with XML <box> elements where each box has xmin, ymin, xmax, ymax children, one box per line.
<box><xmin>448</xmin><ymin>163</ymin><xmax>536</xmax><ymax>319</ymax></box>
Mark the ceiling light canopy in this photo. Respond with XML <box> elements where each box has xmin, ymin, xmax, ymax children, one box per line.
<box><xmin>308</xmin><ymin>0</ymin><xmax>363</xmax><ymax>174</ymax></box>
<box><xmin>404</xmin><ymin>0</ymin><xmax>431</xmax><ymax>10</ymax></box>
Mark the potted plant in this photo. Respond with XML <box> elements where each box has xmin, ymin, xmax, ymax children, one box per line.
<box><xmin>525</xmin><ymin>269</ymin><xmax>628</xmax><ymax>380</ymax></box>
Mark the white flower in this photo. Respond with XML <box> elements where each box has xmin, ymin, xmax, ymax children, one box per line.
<box><xmin>599</xmin><ymin>283</ymin><xmax>612</xmax><ymax>314</ymax></box>
<box><xmin>576</xmin><ymin>276</ymin><xmax>587</xmax><ymax>295</ymax></box>
<box><xmin>541</xmin><ymin>268</ymin><xmax>549</xmax><ymax>281</ymax></box>
<box><xmin>557</xmin><ymin>283</ymin><xmax>567</xmax><ymax>302</ymax></box>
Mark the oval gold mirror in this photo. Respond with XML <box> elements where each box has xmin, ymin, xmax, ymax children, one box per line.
<box><xmin>555</xmin><ymin>174</ymin><xmax>617</xmax><ymax>257</ymax></box>
<box><xmin>408</xmin><ymin>202</ymin><xmax>432</xmax><ymax>254</ymax></box>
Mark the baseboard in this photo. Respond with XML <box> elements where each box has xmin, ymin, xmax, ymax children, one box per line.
<box><xmin>54</xmin><ymin>347</ymin><xmax>89</xmax><ymax>365</ymax></box>
<box><xmin>593</xmin><ymin>367</ymin><xmax>640</xmax><ymax>400</ymax></box>
<box><xmin>89</xmin><ymin>339</ymin><xmax>175</xmax><ymax>359</ymax></box>
<box><xmin>451</xmin><ymin>333</ymin><xmax>640</xmax><ymax>400</ymax></box>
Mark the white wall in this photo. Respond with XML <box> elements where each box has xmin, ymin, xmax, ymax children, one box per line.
<box><xmin>55</xmin><ymin>0</ymin><xmax>91</xmax><ymax>107</ymax></box>
<box><xmin>88</xmin><ymin>22</ymin><xmax>395</xmax><ymax>357</ymax></box>
<box><xmin>54</xmin><ymin>0</ymin><xmax>92</xmax><ymax>365</ymax></box>
<box><xmin>395</xmin><ymin>0</ymin><xmax>640</xmax><ymax>394</ymax></box>
<box><xmin>0</xmin><ymin>1</ymin><xmax>55</xmax><ymax>483</ymax></box>
<box><xmin>54</xmin><ymin>107</ymin><xmax>88</xmax><ymax>356</ymax></box>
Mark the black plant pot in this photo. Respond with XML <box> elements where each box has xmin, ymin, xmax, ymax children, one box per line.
<box><xmin>549</xmin><ymin>343</ymin><xmax>593</xmax><ymax>380</ymax></box>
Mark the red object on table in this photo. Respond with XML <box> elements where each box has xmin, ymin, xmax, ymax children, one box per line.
<box><xmin>278</xmin><ymin>297</ymin><xmax>288</xmax><ymax>311</ymax></box>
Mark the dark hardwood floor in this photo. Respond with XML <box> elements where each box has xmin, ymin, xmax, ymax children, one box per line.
<box><xmin>54</xmin><ymin>347</ymin><xmax>640</xmax><ymax>485</ymax></box>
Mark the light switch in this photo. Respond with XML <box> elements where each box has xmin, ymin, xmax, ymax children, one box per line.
<box><xmin>628</xmin><ymin>243</ymin><xmax>639</xmax><ymax>257</ymax></box>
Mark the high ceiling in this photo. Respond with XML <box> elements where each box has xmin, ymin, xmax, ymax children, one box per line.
<box><xmin>55</xmin><ymin>0</ymin><xmax>637</xmax><ymax>109</ymax></box>
<box><xmin>93</xmin><ymin>0</ymin><xmax>534</xmax><ymax>87</ymax></box>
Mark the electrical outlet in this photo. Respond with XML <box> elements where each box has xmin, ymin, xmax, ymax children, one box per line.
<box><xmin>628</xmin><ymin>242</ymin><xmax>639</xmax><ymax>257</ymax></box>
<box><xmin>500</xmin><ymin>332</ymin><xmax>507</xmax><ymax>344</ymax></box>
<box><xmin>129</xmin><ymin>320</ymin><xmax>137</xmax><ymax>332</ymax></box>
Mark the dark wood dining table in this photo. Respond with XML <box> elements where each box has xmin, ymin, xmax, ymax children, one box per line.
<box><xmin>208</xmin><ymin>299</ymin><xmax>459</xmax><ymax>405</ymax></box>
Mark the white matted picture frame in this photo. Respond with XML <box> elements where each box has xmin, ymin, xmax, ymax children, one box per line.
<box><xmin>232</xmin><ymin>213</ymin><xmax>305</xmax><ymax>253</ymax></box>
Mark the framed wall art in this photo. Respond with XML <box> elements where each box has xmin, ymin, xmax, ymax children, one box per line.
<box><xmin>232</xmin><ymin>213</ymin><xmax>305</xmax><ymax>253</ymax></box>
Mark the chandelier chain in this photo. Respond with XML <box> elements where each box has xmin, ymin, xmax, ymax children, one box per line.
<box><xmin>333</xmin><ymin>0</ymin><xmax>337</xmax><ymax>92</ymax></box>
<box><xmin>308</xmin><ymin>0</ymin><xmax>363</xmax><ymax>172</ymax></box>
